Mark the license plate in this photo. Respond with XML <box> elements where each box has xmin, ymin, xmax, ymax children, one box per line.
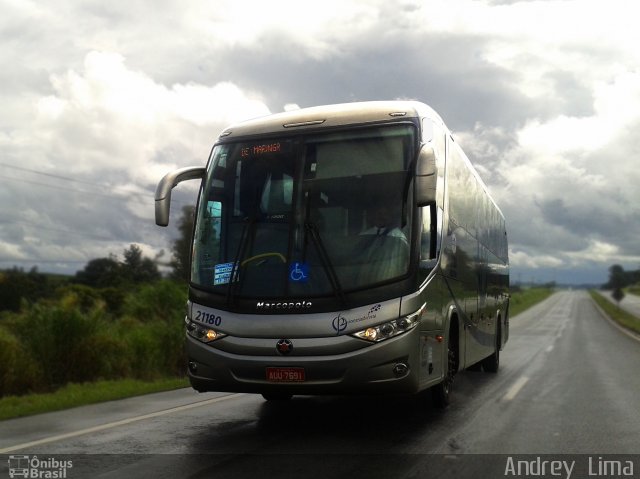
<box><xmin>266</xmin><ymin>367</ymin><xmax>306</xmax><ymax>382</ymax></box>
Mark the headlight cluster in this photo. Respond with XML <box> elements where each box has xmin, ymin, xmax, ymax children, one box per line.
<box><xmin>352</xmin><ymin>305</ymin><xmax>425</xmax><ymax>343</ymax></box>
<box><xmin>185</xmin><ymin>317</ymin><xmax>227</xmax><ymax>343</ymax></box>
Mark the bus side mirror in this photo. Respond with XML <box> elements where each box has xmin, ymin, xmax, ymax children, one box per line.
<box><xmin>416</xmin><ymin>146</ymin><xmax>437</xmax><ymax>206</ymax></box>
<box><xmin>155</xmin><ymin>166</ymin><xmax>206</xmax><ymax>226</ymax></box>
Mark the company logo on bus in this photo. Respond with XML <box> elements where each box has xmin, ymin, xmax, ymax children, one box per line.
<box><xmin>332</xmin><ymin>314</ymin><xmax>348</xmax><ymax>334</ymax></box>
<box><xmin>276</xmin><ymin>339</ymin><xmax>293</xmax><ymax>355</ymax></box>
<box><xmin>331</xmin><ymin>304</ymin><xmax>382</xmax><ymax>335</ymax></box>
<box><xmin>256</xmin><ymin>301</ymin><xmax>313</xmax><ymax>310</ymax></box>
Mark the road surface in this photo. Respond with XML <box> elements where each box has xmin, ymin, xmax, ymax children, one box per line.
<box><xmin>1</xmin><ymin>291</ymin><xmax>639</xmax><ymax>478</ymax></box>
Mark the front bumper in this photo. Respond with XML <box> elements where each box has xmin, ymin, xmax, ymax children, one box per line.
<box><xmin>186</xmin><ymin>327</ymin><xmax>423</xmax><ymax>396</ymax></box>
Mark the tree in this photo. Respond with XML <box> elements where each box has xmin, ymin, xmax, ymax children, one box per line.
<box><xmin>75</xmin><ymin>245</ymin><xmax>160</xmax><ymax>288</ymax></box>
<box><xmin>122</xmin><ymin>244</ymin><xmax>161</xmax><ymax>284</ymax></box>
<box><xmin>612</xmin><ymin>287</ymin><xmax>625</xmax><ymax>307</ymax></box>
<box><xmin>170</xmin><ymin>205</ymin><xmax>195</xmax><ymax>282</ymax></box>
<box><xmin>0</xmin><ymin>267</ymin><xmax>50</xmax><ymax>312</ymax></box>
<box><xmin>605</xmin><ymin>264</ymin><xmax>626</xmax><ymax>290</ymax></box>
<box><xmin>75</xmin><ymin>256</ymin><xmax>122</xmax><ymax>288</ymax></box>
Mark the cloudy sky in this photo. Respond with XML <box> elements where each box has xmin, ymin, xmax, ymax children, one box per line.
<box><xmin>1</xmin><ymin>0</ymin><xmax>639</xmax><ymax>285</ymax></box>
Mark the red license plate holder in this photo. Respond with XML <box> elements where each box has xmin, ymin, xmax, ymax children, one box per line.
<box><xmin>266</xmin><ymin>367</ymin><xmax>306</xmax><ymax>382</ymax></box>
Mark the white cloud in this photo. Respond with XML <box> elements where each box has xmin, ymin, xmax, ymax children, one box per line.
<box><xmin>187</xmin><ymin>0</ymin><xmax>380</xmax><ymax>58</ymax></box>
<box><xmin>509</xmin><ymin>249</ymin><xmax>564</xmax><ymax>270</ymax></box>
<box><xmin>1</xmin><ymin>49</ymin><xmax>272</xmax><ymax>271</ymax></box>
<box><xmin>2</xmin><ymin>0</ymin><xmax>639</xmax><ymax>282</ymax></box>
<box><xmin>516</xmin><ymin>70</ymin><xmax>640</xmax><ymax>155</ymax></box>
<box><xmin>30</xmin><ymin>51</ymin><xmax>270</xmax><ymax>183</ymax></box>
<box><xmin>0</xmin><ymin>241</ymin><xmax>26</xmax><ymax>260</ymax></box>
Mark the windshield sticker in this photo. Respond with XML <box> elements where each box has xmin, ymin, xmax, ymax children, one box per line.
<box><xmin>214</xmin><ymin>262</ymin><xmax>239</xmax><ymax>285</ymax></box>
<box><xmin>289</xmin><ymin>262</ymin><xmax>309</xmax><ymax>283</ymax></box>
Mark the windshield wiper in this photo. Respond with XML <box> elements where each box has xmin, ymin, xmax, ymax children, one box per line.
<box><xmin>303</xmin><ymin>194</ymin><xmax>347</xmax><ymax>308</ymax></box>
<box><xmin>225</xmin><ymin>214</ymin><xmax>256</xmax><ymax>307</ymax></box>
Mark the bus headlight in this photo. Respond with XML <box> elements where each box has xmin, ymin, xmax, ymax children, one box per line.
<box><xmin>352</xmin><ymin>305</ymin><xmax>424</xmax><ymax>343</ymax></box>
<box><xmin>185</xmin><ymin>317</ymin><xmax>227</xmax><ymax>343</ymax></box>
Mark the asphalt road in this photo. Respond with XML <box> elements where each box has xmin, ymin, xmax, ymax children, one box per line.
<box><xmin>2</xmin><ymin>291</ymin><xmax>639</xmax><ymax>479</ymax></box>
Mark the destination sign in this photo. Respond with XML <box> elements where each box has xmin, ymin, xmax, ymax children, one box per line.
<box><xmin>241</xmin><ymin>142</ymin><xmax>282</xmax><ymax>157</ymax></box>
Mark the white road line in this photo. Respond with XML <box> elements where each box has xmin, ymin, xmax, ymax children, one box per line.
<box><xmin>0</xmin><ymin>393</ymin><xmax>245</xmax><ymax>454</ymax></box>
<box><xmin>503</xmin><ymin>376</ymin><xmax>529</xmax><ymax>401</ymax></box>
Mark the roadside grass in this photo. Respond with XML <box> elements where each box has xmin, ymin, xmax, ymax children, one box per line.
<box><xmin>627</xmin><ymin>285</ymin><xmax>640</xmax><ymax>296</ymax></box>
<box><xmin>0</xmin><ymin>377</ymin><xmax>189</xmax><ymax>421</ymax></box>
<box><xmin>509</xmin><ymin>287</ymin><xmax>555</xmax><ymax>317</ymax></box>
<box><xmin>589</xmin><ymin>290</ymin><xmax>640</xmax><ymax>336</ymax></box>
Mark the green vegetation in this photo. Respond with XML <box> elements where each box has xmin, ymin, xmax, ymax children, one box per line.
<box><xmin>627</xmin><ymin>285</ymin><xmax>640</xmax><ymax>296</ymax></box>
<box><xmin>0</xmin><ymin>213</ymin><xmax>198</xmax><ymax>420</ymax></box>
<box><xmin>509</xmin><ymin>287</ymin><xmax>555</xmax><ymax>317</ymax></box>
<box><xmin>0</xmin><ymin>241</ymin><xmax>195</xmax><ymax>421</ymax></box>
<box><xmin>0</xmin><ymin>377</ymin><xmax>189</xmax><ymax>421</ymax></box>
<box><xmin>0</xmin><ymin>279</ymin><xmax>188</xmax><ymax>398</ymax></box>
<box><xmin>0</xmin><ymin>275</ymin><xmax>190</xmax><ymax>420</ymax></box>
<box><xmin>589</xmin><ymin>290</ymin><xmax>640</xmax><ymax>336</ymax></box>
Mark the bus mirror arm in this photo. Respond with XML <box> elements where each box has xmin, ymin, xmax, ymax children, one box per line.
<box><xmin>416</xmin><ymin>146</ymin><xmax>437</xmax><ymax>207</ymax></box>
<box><xmin>155</xmin><ymin>166</ymin><xmax>206</xmax><ymax>226</ymax></box>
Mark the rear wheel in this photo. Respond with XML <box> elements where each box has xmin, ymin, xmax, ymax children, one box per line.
<box><xmin>481</xmin><ymin>321</ymin><xmax>501</xmax><ymax>373</ymax></box>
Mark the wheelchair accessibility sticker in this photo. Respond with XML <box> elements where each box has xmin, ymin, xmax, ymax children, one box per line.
<box><xmin>289</xmin><ymin>262</ymin><xmax>309</xmax><ymax>283</ymax></box>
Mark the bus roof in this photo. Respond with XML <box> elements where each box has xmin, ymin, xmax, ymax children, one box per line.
<box><xmin>218</xmin><ymin>101</ymin><xmax>445</xmax><ymax>139</ymax></box>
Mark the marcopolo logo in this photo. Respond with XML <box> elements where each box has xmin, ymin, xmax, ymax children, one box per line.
<box><xmin>7</xmin><ymin>455</ymin><xmax>73</xmax><ymax>478</ymax></box>
<box><xmin>256</xmin><ymin>300</ymin><xmax>312</xmax><ymax>310</ymax></box>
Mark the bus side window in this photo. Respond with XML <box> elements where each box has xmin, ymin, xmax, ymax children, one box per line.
<box><xmin>421</xmin><ymin>203</ymin><xmax>439</xmax><ymax>260</ymax></box>
<box><xmin>421</xmin><ymin>203</ymin><xmax>438</xmax><ymax>269</ymax></box>
<box><xmin>421</xmin><ymin>205</ymin><xmax>430</xmax><ymax>261</ymax></box>
<box><xmin>420</xmin><ymin>203</ymin><xmax>441</xmax><ymax>283</ymax></box>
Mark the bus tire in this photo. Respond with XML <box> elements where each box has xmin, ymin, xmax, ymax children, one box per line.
<box><xmin>481</xmin><ymin>321</ymin><xmax>501</xmax><ymax>373</ymax></box>
<box><xmin>262</xmin><ymin>393</ymin><xmax>293</xmax><ymax>401</ymax></box>
<box><xmin>432</xmin><ymin>335</ymin><xmax>457</xmax><ymax>408</ymax></box>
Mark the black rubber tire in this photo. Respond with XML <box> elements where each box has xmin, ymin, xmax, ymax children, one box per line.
<box><xmin>481</xmin><ymin>323</ymin><xmax>501</xmax><ymax>373</ymax></box>
<box><xmin>432</xmin><ymin>341</ymin><xmax>456</xmax><ymax>408</ymax></box>
<box><xmin>261</xmin><ymin>393</ymin><xmax>293</xmax><ymax>401</ymax></box>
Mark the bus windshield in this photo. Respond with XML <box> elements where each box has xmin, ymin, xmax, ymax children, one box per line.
<box><xmin>191</xmin><ymin>125</ymin><xmax>415</xmax><ymax>299</ymax></box>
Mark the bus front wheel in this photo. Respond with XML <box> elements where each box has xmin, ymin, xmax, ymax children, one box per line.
<box><xmin>432</xmin><ymin>340</ymin><xmax>457</xmax><ymax>408</ymax></box>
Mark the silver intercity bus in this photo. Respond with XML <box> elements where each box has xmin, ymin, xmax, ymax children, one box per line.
<box><xmin>155</xmin><ymin>101</ymin><xmax>509</xmax><ymax>406</ymax></box>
